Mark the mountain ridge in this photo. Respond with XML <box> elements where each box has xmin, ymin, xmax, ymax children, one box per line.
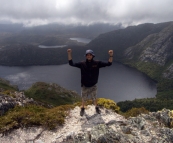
<box><xmin>0</xmin><ymin>21</ymin><xmax>172</xmax><ymax>66</ymax></box>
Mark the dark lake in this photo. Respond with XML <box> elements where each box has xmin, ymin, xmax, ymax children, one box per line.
<box><xmin>0</xmin><ymin>62</ymin><xmax>157</xmax><ymax>102</ymax></box>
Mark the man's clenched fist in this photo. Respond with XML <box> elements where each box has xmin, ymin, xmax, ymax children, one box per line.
<box><xmin>108</xmin><ymin>50</ymin><xmax>113</xmax><ymax>56</ymax></box>
<box><xmin>67</xmin><ymin>49</ymin><xmax>72</xmax><ymax>53</ymax></box>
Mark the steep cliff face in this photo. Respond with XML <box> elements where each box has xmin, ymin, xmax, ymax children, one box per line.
<box><xmin>125</xmin><ymin>23</ymin><xmax>173</xmax><ymax>66</ymax></box>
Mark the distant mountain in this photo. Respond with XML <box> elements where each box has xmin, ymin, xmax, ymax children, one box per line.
<box><xmin>0</xmin><ymin>44</ymin><xmax>87</xmax><ymax>66</ymax></box>
<box><xmin>87</xmin><ymin>21</ymin><xmax>172</xmax><ymax>60</ymax></box>
<box><xmin>1</xmin><ymin>21</ymin><xmax>172</xmax><ymax>66</ymax></box>
<box><xmin>21</xmin><ymin>23</ymin><xmax>123</xmax><ymax>38</ymax></box>
<box><xmin>0</xmin><ymin>23</ymin><xmax>123</xmax><ymax>46</ymax></box>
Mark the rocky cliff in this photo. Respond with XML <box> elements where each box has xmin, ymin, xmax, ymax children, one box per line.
<box><xmin>0</xmin><ymin>105</ymin><xmax>173</xmax><ymax>143</ymax></box>
<box><xmin>124</xmin><ymin>22</ymin><xmax>173</xmax><ymax>65</ymax></box>
<box><xmin>0</xmin><ymin>91</ymin><xmax>35</xmax><ymax>115</ymax></box>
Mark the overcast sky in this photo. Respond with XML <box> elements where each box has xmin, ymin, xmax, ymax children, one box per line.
<box><xmin>0</xmin><ymin>0</ymin><xmax>173</xmax><ymax>27</ymax></box>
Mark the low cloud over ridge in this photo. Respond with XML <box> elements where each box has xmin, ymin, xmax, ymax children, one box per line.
<box><xmin>0</xmin><ymin>0</ymin><xmax>173</xmax><ymax>27</ymax></box>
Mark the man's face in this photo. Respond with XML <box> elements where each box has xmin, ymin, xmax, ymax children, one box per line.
<box><xmin>86</xmin><ymin>53</ymin><xmax>93</xmax><ymax>61</ymax></box>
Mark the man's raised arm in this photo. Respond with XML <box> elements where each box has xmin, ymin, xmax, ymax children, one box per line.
<box><xmin>67</xmin><ymin>49</ymin><xmax>81</xmax><ymax>68</ymax></box>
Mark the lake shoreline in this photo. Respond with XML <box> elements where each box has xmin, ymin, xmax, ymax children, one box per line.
<box><xmin>0</xmin><ymin>62</ymin><xmax>157</xmax><ymax>102</ymax></box>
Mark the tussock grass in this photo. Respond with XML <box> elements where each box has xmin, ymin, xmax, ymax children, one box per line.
<box><xmin>0</xmin><ymin>104</ymin><xmax>74</xmax><ymax>133</ymax></box>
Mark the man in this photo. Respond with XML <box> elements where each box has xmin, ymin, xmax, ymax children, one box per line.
<box><xmin>67</xmin><ymin>49</ymin><xmax>113</xmax><ymax>116</ymax></box>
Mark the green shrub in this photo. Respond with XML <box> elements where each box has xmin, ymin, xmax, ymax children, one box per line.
<box><xmin>121</xmin><ymin>107</ymin><xmax>149</xmax><ymax>118</ymax></box>
<box><xmin>97</xmin><ymin>98</ymin><xmax>120</xmax><ymax>113</ymax></box>
<box><xmin>0</xmin><ymin>104</ymin><xmax>75</xmax><ymax>133</ymax></box>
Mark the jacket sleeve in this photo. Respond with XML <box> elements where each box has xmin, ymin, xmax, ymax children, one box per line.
<box><xmin>69</xmin><ymin>60</ymin><xmax>81</xmax><ymax>68</ymax></box>
<box><xmin>98</xmin><ymin>61</ymin><xmax>112</xmax><ymax>68</ymax></box>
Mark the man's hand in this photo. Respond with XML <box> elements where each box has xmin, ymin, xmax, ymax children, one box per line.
<box><xmin>67</xmin><ymin>49</ymin><xmax>72</xmax><ymax>60</ymax></box>
<box><xmin>108</xmin><ymin>50</ymin><xmax>113</xmax><ymax>56</ymax></box>
<box><xmin>67</xmin><ymin>49</ymin><xmax>72</xmax><ymax>53</ymax></box>
<box><xmin>108</xmin><ymin>50</ymin><xmax>113</xmax><ymax>63</ymax></box>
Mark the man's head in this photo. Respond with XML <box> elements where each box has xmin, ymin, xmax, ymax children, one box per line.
<box><xmin>85</xmin><ymin>49</ymin><xmax>95</xmax><ymax>61</ymax></box>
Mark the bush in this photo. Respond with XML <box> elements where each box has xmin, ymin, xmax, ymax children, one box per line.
<box><xmin>122</xmin><ymin>107</ymin><xmax>149</xmax><ymax>118</ymax></box>
<box><xmin>0</xmin><ymin>104</ymin><xmax>74</xmax><ymax>133</ymax></box>
<box><xmin>97</xmin><ymin>98</ymin><xmax>120</xmax><ymax>113</ymax></box>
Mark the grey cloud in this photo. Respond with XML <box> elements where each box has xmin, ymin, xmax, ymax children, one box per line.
<box><xmin>0</xmin><ymin>0</ymin><xmax>173</xmax><ymax>26</ymax></box>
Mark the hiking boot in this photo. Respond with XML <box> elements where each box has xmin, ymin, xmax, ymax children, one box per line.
<box><xmin>95</xmin><ymin>106</ymin><xmax>101</xmax><ymax>114</ymax></box>
<box><xmin>80</xmin><ymin>107</ymin><xmax>85</xmax><ymax>116</ymax></box>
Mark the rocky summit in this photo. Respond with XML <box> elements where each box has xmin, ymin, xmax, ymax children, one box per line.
<box><xmin>0</xmin><ymin>105</ymin><xmax>173</xmax><ymax>143</ymax></box>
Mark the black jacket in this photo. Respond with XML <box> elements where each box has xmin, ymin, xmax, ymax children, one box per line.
<box><xmin>69</xmin><ymin>59</ymin><xmax>112</xmax><ymax>87</ymax></box>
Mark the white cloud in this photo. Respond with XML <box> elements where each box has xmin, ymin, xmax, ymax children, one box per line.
<box><xmin>0</xmin><ymin>0</ymin><xmax>173</xmax><ymax>27</ymax></box>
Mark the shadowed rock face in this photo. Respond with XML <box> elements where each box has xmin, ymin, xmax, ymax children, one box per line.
<box><xmin>125</xmin><ymin>23</ymin><xmax>173</xmax><ymax>66</ymax></box>
<box><xmin>1</xmin><ymin>106</ymin><xmax>173</xmax><ymax>143</ymax></box>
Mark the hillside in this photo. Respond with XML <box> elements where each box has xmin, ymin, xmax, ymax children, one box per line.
<box><xmin>25</xmin><ymin>82</ymin><xmax>81</xmax><ymax>106</ymax></box>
